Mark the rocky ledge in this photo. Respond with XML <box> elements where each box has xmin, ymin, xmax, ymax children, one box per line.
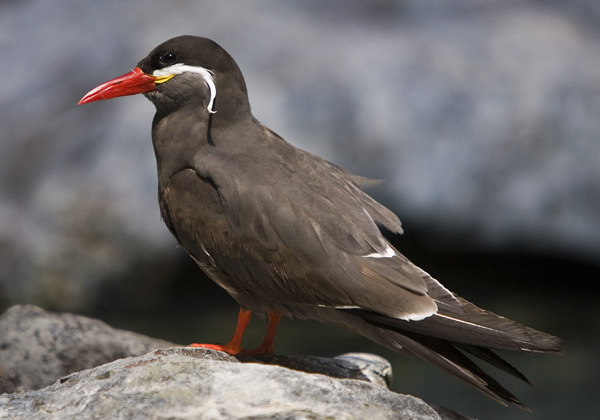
<box><xmin>0</xmin><ymin>305</ymin><xmax>466</xmax><ymax>419</ymax></box>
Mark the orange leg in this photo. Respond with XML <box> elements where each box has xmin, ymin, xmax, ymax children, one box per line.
<box><xmin>189</xmin><ymin>308</ymin><xmax>281</xmax><ymax>356</ymax></box>
<box><xmin>190</xmin><ymin>307</ymin><xmax>252</xmax><ymax>355</ymax></box>
<box><xmin>242</xmin><ymin>311</ymin><xmax>281</xmax><ymax>355</ymax></box>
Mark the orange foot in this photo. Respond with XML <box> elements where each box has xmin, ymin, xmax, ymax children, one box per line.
<box><xmin>188</xmin><ymin>308</ymin><xmax>281</xmax><ymax>356</ymax></box>
<box><xmin>189</xmin><ymin>342</ymin><xmax>244</xmax><ymax>355</ymax></box>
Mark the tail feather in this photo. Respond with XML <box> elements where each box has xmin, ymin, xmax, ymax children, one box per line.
<box><xmin>339</xmin><ymin>304</ymin><xmax>562</xmax><ymax>408</ymax></box>
<box><xmin>345</xmin><ymin>298</ymin><xmax>563</xmax><ymax>354</ymax></box>
<box><xmin>456</xmin><ymin>343</ymin><xmax>531</xmax><ymax>384</ymax></box>
<box><xmin>380</xmin><ymin>328</ymin><xmax>530</xmax><ymax>410</ymax></box>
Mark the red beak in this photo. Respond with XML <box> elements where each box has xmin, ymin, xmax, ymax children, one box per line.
<box><xmin>78</xmin><ymin>67</ymin><xmax>157</xmax><ymax>105</ymax></box>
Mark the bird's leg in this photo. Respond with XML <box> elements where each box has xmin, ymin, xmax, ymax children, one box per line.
<box><xmin>189</xmin><ymin>307</ymin><xmax>252</xmax><ymax>355</ymax></box>
<box><xmin>242</xmin><ymin>311</ymin><xmax>281</xmax><ymax>355</ymax></box>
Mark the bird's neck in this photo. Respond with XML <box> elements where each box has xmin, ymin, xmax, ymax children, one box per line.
<box><xmin>151</xmin><ymin>105</ymin><xmax>254</xmax><ymax>190</ymax></box>
<box><xmin>210</xmin><ymin>82</ymin><xmax>252</xmax><ymax>127</ymax></box>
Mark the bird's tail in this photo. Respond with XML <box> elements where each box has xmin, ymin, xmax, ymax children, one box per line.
<box><xmin>341</xmin><ymin>297</ymin><xmax>562</xmax><ymax>409</ymax></box>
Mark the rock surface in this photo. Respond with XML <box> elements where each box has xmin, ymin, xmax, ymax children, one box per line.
<box><xmin>0</xmin><ymin>348</ymin><xmax>466</xmax><ymax>420</ymax></box>
<box><xmin>0</xmin><ymin>305</ymin><xmax>174</xmax><ymax>394</ymax></box>
<box><xmin>0</xmin><ymin>306</ymin><xmax>467</xmax><ymax>419</ymax></box>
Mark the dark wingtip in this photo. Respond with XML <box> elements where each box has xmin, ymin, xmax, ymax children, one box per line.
<box><xmin>513</xmin><ymin>399</ymin><xmax>532</xmax><ymax>412</ymax></box>
<box><xmin>520</xmin><ymin>335</ymin><xmax>564</xmax><ymax>355</ymax></box>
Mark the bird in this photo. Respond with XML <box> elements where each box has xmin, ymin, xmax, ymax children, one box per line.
<box><xmin>79</xmin><ymin>35</ymin><xmax>563</xmax><ymax>409</ymax></box>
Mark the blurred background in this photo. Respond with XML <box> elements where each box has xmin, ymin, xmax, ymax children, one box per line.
<box><xmin>1</xmin><ymin>0</ymin><xmax>599</xmax><ymax>418</ymax></box>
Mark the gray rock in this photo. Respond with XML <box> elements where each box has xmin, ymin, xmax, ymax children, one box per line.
<box><xmin>0</xmin><ymin>347</ymin><xmax>467</xmax><ymax>420</ymax></box>
<box><xmin>237</xmin><ymin>352</ymin><xmax>393</xmax><ymax>389</ymax></box>
<box><xmin>0</xmin><ymin>305</ymin><xmax>467</xmax><ymax>419</ymax></box>
<box><xmin>0</xmin><ymin>305</ymin><xmax>173</xmax><ymax>394</ymax></box>
<box><xmin>0</xmin><ymin>305</ymin><xmax>393</xmax><ymax>394</ymax></box>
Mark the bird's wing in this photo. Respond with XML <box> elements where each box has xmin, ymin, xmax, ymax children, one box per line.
<box><xmin>162</xmin><ymin>143</ymin><xmax>562</xmax><ymax>411</ymax></box>
<box><xmin>185</xmin><ymin>141</ymin><xmax>441</xmax><ymax>320</ymax></box>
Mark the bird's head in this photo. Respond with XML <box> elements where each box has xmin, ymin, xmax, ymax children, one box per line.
<box><xmin>79</xmin><ymin>36</ymin><xmax>249</xmax><ymax>119</ymax></box>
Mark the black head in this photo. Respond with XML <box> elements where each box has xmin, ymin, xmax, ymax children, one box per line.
<box><xmin>139</xmin><ymin>36</ymin><xmax>241</xmax><ymax>79</ymax></box>
<box><xmin>137</xmin><ymin>36</ymin><xmax>251</xmax><ymax>121</ymax></box>
<box><xmin>79</xmin><ymin>35</ymin><xmax>250</xmax><ymax>123</ymax></box>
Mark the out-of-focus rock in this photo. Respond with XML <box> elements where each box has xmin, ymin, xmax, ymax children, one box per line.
<box><xmin>1</xmin><ymin>1</ymin><xmax>599</xmax><ymax>310</ymax></box>
<box><xmin>0</xmin><ymin>305</ymin><xmax>173</xmax><ymax>393</ymax></box>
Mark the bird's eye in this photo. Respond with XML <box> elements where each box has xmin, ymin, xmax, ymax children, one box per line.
<box><xmin>160</xmin><ymin>52</ymin><xmax>177</xmax><ymax>66</ymax></box>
